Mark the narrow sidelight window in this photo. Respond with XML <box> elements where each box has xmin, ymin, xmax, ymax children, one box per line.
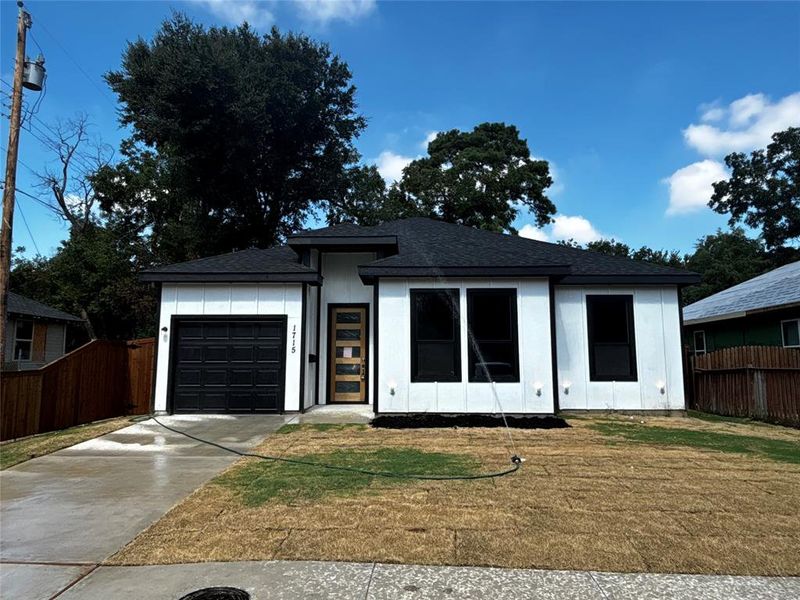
<box><xmin>410</xmin><ymin>289</ymin><xmax>461</xmax><ymax>382</ymax></box>
<box><xmin>586</xmin><ymin>295</ymin><xmax>637</xmax><ymax>381</ymax></box>
<box><xmin>467</xmin><ymin>289</ymin><xmax>519</xmax><ymax>382</ymax></box>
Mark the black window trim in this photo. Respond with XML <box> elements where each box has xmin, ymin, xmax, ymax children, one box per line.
<box><xmin>466</xmin><ymin>288</ymin><xmax>520</xmax><ymax>383</ymax></box>
<box><xmin>410</xmin><ymin>288</ymin><xmax>462</xmax><ymax>383</ymax></box>
<box><xmin>586</xmin><ymin>294</ymin><xmax>638</xmax><ymax>382</ymax></box>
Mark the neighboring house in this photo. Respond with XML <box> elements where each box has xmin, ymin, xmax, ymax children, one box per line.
<box><xmin>683</xmin><ymin>261</ymin><xmax>800</xmax><ymax>355</ymax></box>
<box><xmin>141</xmin><ymin>217</ymin><xmax>699</xmax><ymax>415</ymax></box>
<box><xmin>4</xmin><ymin>292</ymin><xmax>85</xmax><ymax>370</ymax></box>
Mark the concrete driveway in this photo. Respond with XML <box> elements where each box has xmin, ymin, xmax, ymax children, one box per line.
<box><xmin>0</xmin><ymin>415</ymin><xmax>291</xmax><ymax>599</ymax></box>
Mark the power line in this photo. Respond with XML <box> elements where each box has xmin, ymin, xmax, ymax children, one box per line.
<box><xmin>34</xmin><ymin>17</ymin><xmax>118</xmax><ymax>110</ymax></box>
<box><xmin>14</xmin><ymin>197</ymin><xmax>42</xmax><ymax>256</ymax></box>
<box><xmin>0</xmin><ymin>142</ymin><xmax>39</xmax><ymax>176</ymax></box>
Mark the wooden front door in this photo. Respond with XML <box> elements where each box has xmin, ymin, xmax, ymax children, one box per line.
<box><xmin>329</xmin><ymin>306</ymin><xmax>368</xmax><ymax>403</ymax></box>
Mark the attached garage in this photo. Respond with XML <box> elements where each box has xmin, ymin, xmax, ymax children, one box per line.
<box><xmin>170</xmin><ymin>317</ymin><xmax>287</xmax><ymax>413</ymax></box>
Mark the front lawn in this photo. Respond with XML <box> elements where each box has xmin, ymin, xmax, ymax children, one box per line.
<box><xmin>109</xmin><ymin>416</ymin><xmax>800</xmax><ymax>575</ymax></box>
<box><xmin>0</xmin><ymin>416</ymin><xmax>138</xmax><ymax>469</ymax></box>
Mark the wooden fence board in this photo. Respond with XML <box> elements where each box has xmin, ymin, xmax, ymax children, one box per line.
<box><xmin>0</xmin><ymin>337</ymin><xmax>155</xmax><ymax>441</ymax></box>
<box><xmin>691</xmin><ymin>346</ymin><xmax>800</xmax><ymax>427</ymax></box>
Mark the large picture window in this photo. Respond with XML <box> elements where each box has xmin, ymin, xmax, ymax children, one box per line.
<box><xmin>410</xmin><ymin>289</ymin><xmax>461</xmax><ymax>382</ymax></box>
<box><xmin>586</xmin><ymin>295</ymin><xmax>637</xmax><ymax>381</ymax></box>
<box><xmin>467</xmin><ymin>289</ymin><xmax>519</xmax><ymax>382</ymax></box>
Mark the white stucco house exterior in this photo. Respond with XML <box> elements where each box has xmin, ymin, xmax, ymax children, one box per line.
<box><xmin>141</xmin><ymin>218</ymin><xmax>698</xmax><ymax>415</ymax></box>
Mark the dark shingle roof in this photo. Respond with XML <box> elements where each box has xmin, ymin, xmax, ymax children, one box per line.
<box><xmin>293</xmin><ymin>218</ymin><xmax>698</xmax><ymax>283</ymax></box>
<box><xmin>140</xmin><ymin>247</ymin><xmax>320</xmax><ymax>283</ymax></box>
<box><xmin>683</xmin><ymin>261</ymin><xmax>800</xmax><ymax>324</ymax></box>
<box><xmin>142</xmin><ymin>217</ymin><xmax>699</xmax><ymax>285</ymax></box>
<box><xmin>7</xmin><ymin>292</ymin><xmax>84</xmax><ymax>322</ymax></box>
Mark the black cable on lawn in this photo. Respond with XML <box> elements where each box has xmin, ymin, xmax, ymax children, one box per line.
<box><xmin>152</xmin><ymin>416</ymin><xmax>522</xmax><ymax>481</ymax></box>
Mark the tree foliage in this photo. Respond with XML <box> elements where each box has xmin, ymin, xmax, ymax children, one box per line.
<box><xmin>710</xmin><ymin>127</ymin><xmax>800</xmax><ymax>250</ymax></box>
<box><xmin>10</xmin><ymin>224</ymin><xmax>157</xmax><ymax>340</ymax></box>
<box><xmin>682</xmin><ymin>228</ymin><xmax>772</xmax><ymax>305</ymax></box>
<box><xmin>343</xmin><ymin>123</ymin><xmax>555</xmax><ymax>233</ymax></box>
<box><xmin>99</xmin><ymin>15</ymin><xmax>365</xmax><ymax>261</ymax></box>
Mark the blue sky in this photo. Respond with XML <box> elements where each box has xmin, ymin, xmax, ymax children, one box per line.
<box><xmin>1</xmin><ymin>0</ymin><xmax>798</xmax><ymax>259</ymax></box>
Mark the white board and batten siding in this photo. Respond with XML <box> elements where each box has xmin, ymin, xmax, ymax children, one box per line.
<box><xmin>554</xmin><ymin>286</ymin><xmax>685</xmax><ymax>410</ymax></box>
<box><xmin>154</xmin><ymin>283</ymin><xmax>304</xmax><ymax>412</ymax></box>
<box><xmin>377</xmin><ymin>278</ymin><xmax>555</xmax><ymax>414</ymax></box>
<box><xmin>317</xmin><ymin>252</ymin><xmax>376</xmax><ymax>405</ymax></box>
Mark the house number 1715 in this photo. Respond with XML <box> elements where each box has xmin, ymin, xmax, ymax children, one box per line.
<box><xmin>291</xmin><ymin>324</ymin><xmax>297</xmax><ymax>353</ymax></box>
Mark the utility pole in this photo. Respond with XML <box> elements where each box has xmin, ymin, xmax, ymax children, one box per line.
<box><xmin>0</xmin><ymin>2</ymin><xmax>32</xmax><ymax>366</ymax></box>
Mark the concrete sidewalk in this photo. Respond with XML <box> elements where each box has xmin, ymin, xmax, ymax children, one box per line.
<box><xmin>36</xmin><ymin>560</ymin><xmax>800</xmax><ymax>599</ymax></box>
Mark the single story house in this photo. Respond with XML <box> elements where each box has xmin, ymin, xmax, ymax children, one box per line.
<box><xmin>4</xmin><ymin>292</ymin><xmax>85</xmax><ymax>370</ymax></box>
<box><xmin>683</xmin><ymin>260</ymin><xmax>800</xmax><ymax>355</ymax></box>
<box><xmin>141</xmin><ymin>217</ymin><xmax>699</xmax><ymax>415</ymax></box>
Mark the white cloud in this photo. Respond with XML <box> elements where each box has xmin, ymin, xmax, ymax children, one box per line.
<box><xmin>374</xmin><ymin>150</ymin><xmax>414</xmax><ymax>183</ymax></box>
<box><xmin>519</xmin><ymin>214</ymin><xmax>606</xmax><ymax>244</ymax></box>
<box><xmin>664</xmin><ymin>159</ymin><xmax>728</xmax><ymax>216</ymax></box>
<box><xmin>294</xmin><ymin>0</ymin><xmax>376</xmax><ymax>24</ymax></box>
<box><xmin>421</xmin><ymin>131</ymin><xmax>439</xmax><ymax>150</ymax></box>
<box><xmin>197</xmin><ymin>0</ymin><xmax>275</xmax><ymax>28</ymax></box>
<box><xmin>518</xmin><ymin>224</ymin><xmax>550</xmax><ymax>242</ymax></box>
<box><xmin>530</xmin><ymin>155</ymin><xmax>564</xmax><ymax>196</ymax></box>
<box><xmin>683</xmin><ymin>92</ymin><xmax>800</xmax><ymax>156</ymax></box>
<box><xmin>666</xmin><ymin>91</ymin><xmax>799</xmax><ymax>216</ymax></box>
<box><xmin>700</xmin><ymin>104</ymin><xmax>725</xmax><ymax>123</ymax></box>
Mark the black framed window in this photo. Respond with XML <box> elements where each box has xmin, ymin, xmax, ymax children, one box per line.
<box><xmin>586</xmin><ymin>295</ymin><xmax>637</xmax><ymax>381</ymax></box>
<box><xmin>410</xmin><ymin>289</ymin><xmax>461</xmax><ymax>382</ymax></box>
<box><xmin>467</xmin><ymin>289</ymin><xmax>519</xmax><ymax>382</ymax></box>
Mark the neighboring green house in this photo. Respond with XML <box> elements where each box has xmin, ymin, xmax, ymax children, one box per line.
<box><xmin>683</xmin><ymin>261</ymin><xmax>800</xmax><ymax>355</ymax></box>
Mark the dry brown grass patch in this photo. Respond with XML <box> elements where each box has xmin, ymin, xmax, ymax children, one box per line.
<box><xmin>108</xmin><ymin>417</ymin><xmax>800</xmax><ymax>575</ymax></box>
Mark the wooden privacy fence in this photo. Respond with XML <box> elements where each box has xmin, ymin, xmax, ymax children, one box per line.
<box><xmin>0</xmin><ymin>338</ymin><xmax>155</xmax><ymax>441</ymax></box>
<box><xmin>690</xmin><ymin>346</ymin><xmax>800</xmax><ymax>427</ymax></box>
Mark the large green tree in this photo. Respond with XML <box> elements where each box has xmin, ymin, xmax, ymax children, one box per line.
<box><xmin>683</xmin><ymin>228</ymin><xmax>771</xmax><ymax>305</ymax></box>
<box><xmin>383</xmin><ymin>123</ymin><xmax>555</xmax><ymax>233</ymax></box>
<box><xmin>710</xmin><ymin>127</ymin><xmax>799</xmax><ymax>250</ymax></box>
<box><xmin>10</xmin><ymin>224</ymin><xmax>157</xmax><ymax>339</ymax></box>
<box><xmin>97</xmin><ymin>15</ymin><xmax>366</xmax><ymax>261</ymax></box>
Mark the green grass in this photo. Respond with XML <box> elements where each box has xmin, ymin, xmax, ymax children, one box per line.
<box><xmin>589</xmin><ymin>421</ymin><xmax>800</xmax><ymax>465</ymax></box>
<box><xmin>215</xmin><ymin>447</ymin><xmax>479</xmax><ymax>506</ymax></box>
<box><xmin>276</xmin><ymin>423</ymin><xmax>368</xmax><ymax>435</ymax></box>
<box><xmin>686</xmin><ymin>410</ymin><xmax>777</xmax><ymax>427</ymax></box>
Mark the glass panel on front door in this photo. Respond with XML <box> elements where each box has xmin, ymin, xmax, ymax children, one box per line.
<box><xmin>329</xmin><ymin>307</ymin><xmax>367</xmax><ymax>403</ymax></box>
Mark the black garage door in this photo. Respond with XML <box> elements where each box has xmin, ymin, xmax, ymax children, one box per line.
<box><xmin>171</xmin><ymin>318</ymin><xmax>286</xmax><ymax>413</ymax></box>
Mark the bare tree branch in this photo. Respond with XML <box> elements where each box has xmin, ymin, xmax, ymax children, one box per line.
<box><xmin>35</xmin><ymin>114</ymin><xmax>113</xmax><ymax>233</ymax></box>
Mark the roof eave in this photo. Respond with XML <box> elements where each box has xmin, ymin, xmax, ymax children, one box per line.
<box><xmin>287</xmin><ymin>235</ymin><xmax>398</xmax><ymax>253</ymax></box>
<box><xmin>359</xmin><ymin>265</ymin><xmax>571</xmax><ymax>284</ymax></box>
<box><xmin>7</xmin><ymin>311</ymin><xmax>85</xmax><ymax>323</ymax></box>
<box><xmin>139</xmin><ymin>272</ymin><xmax>322</xmax><ymax>285</ymax></box>
<box><xmin>557</xmin><ymin>274</ymin><xmax>701</xmax><ymax>285</ymax></box>
<box><xmin>683</xmin><ymin>300</ymin><xmax>800</xmax><ymax>326</ymax></box>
